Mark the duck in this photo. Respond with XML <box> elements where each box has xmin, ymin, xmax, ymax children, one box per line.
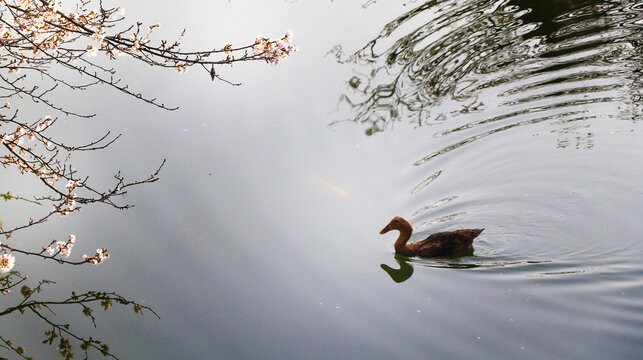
<box><xmin>379</xmin><ymin>216</ymin><xmax>483</xmax><ymax>258</ymax></box>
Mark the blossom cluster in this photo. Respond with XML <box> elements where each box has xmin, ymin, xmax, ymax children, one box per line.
<box><xmin>1</xmin><ymin>109</ymin><xmax>84</xmax><ymax>215</ymax></box>
<box><xmin>51</xmin><ymin>179</ymin><xmax>83</xmax><ymax>216</ymax></box>
<box><xmin>0</xmin><ymin>0</ymin><xmax>67</xmax><ymax>60</ymax></box>
<box><xmin>44</xmin><ymin>234</ymin><xmax>75</xmax><ymax>258</ymax></box>
<box><xmin>252</xmin><ymin>30</ymin><xmax>298</xmax><ymax>65</ymax></box>
<box><xmin>0</xmin><ymin>113</ymin><xmax>53</xmax><ymax>149</ymax></box>
<box><xmin>0</xmin><ymin>251</ymin><xmax>15</xmax><ymax>273</ymax></box>
<box><xmin>0</xmin><ymin>0</ymin><xmax>127</xmax><ymax>63</ymax></box>
<box><xmin>51</xmin><ymin>195</ymin><xmax>79</xmax><ymax>216</ymax></box>
<box><xmin>83</xmin><ymin>248</ymin><xmax>110</xmax><ymax>265</ymax></box>
<box><xmin>1</xmin><ymin>0</ymin><xmax>297</xmax><ymax>83</ymax></box>
<box><xmin>65</xmin><ymin>179</ymin><xmax>81</xmax><ymax>191</ymax></box>
<box><xmin>0</xmin><ymin>113</ymin><xmax>61</xmax><ymax>182</ymax></box>
<box><xmin>0</xmin><ymin>234</ymin><xmax>111</xmax><ymax>279</ymax></box>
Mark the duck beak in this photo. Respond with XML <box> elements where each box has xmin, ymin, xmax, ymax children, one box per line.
<box><xmin>379</xmin><ymin>224</ymin><xmax>391</xmax><ymax>235</ymax></box>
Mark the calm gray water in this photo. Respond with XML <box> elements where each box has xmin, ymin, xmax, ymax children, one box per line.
<box><xmin>2</xmin><ymin>0</ymin><xmax>642</xmax><ymax>359</ymax></box>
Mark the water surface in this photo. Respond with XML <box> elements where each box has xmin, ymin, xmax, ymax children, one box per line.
<box><xmin>2</xmin><ymin>0</ymin><xmax>642</xmax><ymax>359</ymax></box>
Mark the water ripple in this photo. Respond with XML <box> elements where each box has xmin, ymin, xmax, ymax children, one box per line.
<box><xmin>412</xmin><ymin>195</ymin><xmax>459</xmax><ymax>216</ymax></box>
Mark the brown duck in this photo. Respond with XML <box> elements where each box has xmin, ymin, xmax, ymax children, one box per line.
<box><xmin>379</xmin><ymin>216</ymin><xmax>483</xmax><ymax>257</ymax></box>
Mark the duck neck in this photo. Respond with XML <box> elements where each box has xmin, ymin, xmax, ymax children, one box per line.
<box><xmin>393</xmin><ymin>227</ymin><xmax>413</xmax><ymax>255</ymax></box>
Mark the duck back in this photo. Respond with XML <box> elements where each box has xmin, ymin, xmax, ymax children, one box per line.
<box><xmin>409</xmin><ymin>228</ymin><xmax>484</xmax><ymax>257</ymax></box>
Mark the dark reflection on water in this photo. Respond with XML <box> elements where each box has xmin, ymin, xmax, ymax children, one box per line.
<box><xmin>381</xmin><ymin>253</ymin><xmax>554</xmax><ymax>283</ymax></box>
<box><xmin>380</xmin><ymin>254</ymin><xmax>414</xmax><ymax>282</ymax></box>
<box><xmin>332</xmin><ymin>0</ymin><xmax>641</xmax><ymax>136</ymax></box>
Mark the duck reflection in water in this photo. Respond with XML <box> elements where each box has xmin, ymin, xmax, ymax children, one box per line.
<box><xmin>380</xmin><ymin>216</ymin><xmax>483</xmax><ymax>258</ymax></box>
<box><xmin>381</xmin><ymin>254</ymin><xmax>414</xmax><ymax>283</ymax></box>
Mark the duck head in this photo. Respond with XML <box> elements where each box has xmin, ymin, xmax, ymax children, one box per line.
<box><xmin>379</xmin><ymin>216</ymin><xmax>412</xmax><ymax>234</ymax></box>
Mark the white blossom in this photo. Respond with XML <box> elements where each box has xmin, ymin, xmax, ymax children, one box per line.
<box><xmin>0</xmin><ymin>253</ymin><xmax>16</xmax><ymax>273</ymax></box>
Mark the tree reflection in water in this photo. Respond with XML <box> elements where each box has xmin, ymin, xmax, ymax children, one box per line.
<box><xmin>332</xmin><ymin>0</ymin><xmax>641</xmax><ymax>138</ymax></box>
<box><xmin>1</xmin><ymin>271</ymin><xmax>157</xmax><ymax>359</ymax></box>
